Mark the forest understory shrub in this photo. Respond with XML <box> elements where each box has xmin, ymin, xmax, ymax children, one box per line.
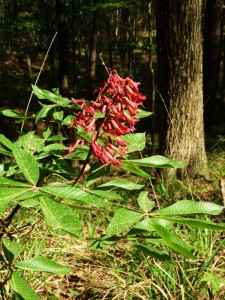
<box><xmin>0</xmin><ymin>70</ymin><xmax>225</xmax><ymax>299</ymax></box>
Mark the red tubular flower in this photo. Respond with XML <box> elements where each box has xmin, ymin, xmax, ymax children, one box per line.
<box><xmin>67</xmin><ymin>69</ymin><xmax>146</xmax><ymax>166</ymax></box>
<box><xmin>66</xmin><ymin>138</ymin><xmax>82</xmax><ymax>154</ymax></box>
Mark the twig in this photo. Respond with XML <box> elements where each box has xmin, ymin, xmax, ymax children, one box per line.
<box><xmin>99</xmin><ymin>53</ymin><xmax>110</xmax><ymax>76</ymax></box>
<box><xmin>21</xmin><ymin>31</ymin><xmax>58</xmax><ymax>131</ymax></box>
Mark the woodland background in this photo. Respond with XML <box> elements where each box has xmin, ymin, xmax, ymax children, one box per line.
<box><xmin>0</xmin><ymin>0</ymin><xmax>224</xmax><ymax>169</ymax></box>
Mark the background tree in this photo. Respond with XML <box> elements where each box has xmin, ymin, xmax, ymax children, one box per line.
<box><xmin>203</xmin><ymin>0</ymin><xmax>223</xmax><ymax>130</ymax></box>
<box><xmin>56</xmin><ymin>0</ymin><xmax>69</xmax><ymax>95</ymax></box>
<box><xmin>155</xmin><ymin>0</ymin><xmax>208</xmax><ymax>179</ymax></box>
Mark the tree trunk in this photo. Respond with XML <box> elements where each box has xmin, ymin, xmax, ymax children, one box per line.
<box><xmin>203</xmin><ymin>0</ymin><xmax>223</xmax><ymax>130</ymax></box>
<box><xmin>56</xmin><ymin>0</ymin><xmax>69</xmax><ymax>95</ymax></box>
<box><xmin>89</xmin><ymin>8</ymin><xmax>99</xmax><ymax>97</ymax></box>
<box><xmin>156</xmin><ymin>0</ymin><xmax>208</xmax><ymax>179</ymax></box>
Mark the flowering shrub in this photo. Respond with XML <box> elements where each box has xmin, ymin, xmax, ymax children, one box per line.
<box><xmin>66</xmin><ymin>69</ymin><xmax>146</xmax><ymax>165</ymax></box>
<box><xmin>0</xmin><ymin>70</ymin><xmax>224</xmax><ymax>299</ymax></box>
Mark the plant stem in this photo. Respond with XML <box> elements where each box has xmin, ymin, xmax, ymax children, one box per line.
<box><xmin>21</xmin><ymin>31</ymin><xmax>58</xmax><ymax>131</ymax></box>
<box><xmin>72</xmin><ymin>148</ymin><xmax>93</xmax><ymax>185</ymax></box>
<box><xmin>0</xmin><ymin>204</ymin><xmax>20</xmax><ymax>238</ymax></box>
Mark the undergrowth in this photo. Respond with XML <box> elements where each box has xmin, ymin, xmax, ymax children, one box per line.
<box><xmin>0</xmin><ymin>68</ymin><xmax>225</xmax><ymax>300</ymax></box>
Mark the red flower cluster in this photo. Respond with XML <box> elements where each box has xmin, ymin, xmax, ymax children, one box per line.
<box><xmin>66</xmin><ymin>70</ymin><xmax>146</xmax><ymax>165</ymax></box>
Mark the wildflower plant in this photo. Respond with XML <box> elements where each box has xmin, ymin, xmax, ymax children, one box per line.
<box><xmin>0</xmin><ymin>70</ymin><xmax>225</xmax><ymax>299</ymax></box>
<box><xmin>66</xmin><ymin>69</ymin><xmax>146</xmax><ymax>166</ymax></box>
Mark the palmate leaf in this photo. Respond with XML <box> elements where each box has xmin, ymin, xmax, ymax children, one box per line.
<box><xmin>39</xmin><ymin>196</ymin><xmax>81</xmax><ymax>237</ymax></box>
<box><xmin>153</xmin><ymin>200</ymin><xmax>224</xmax><ymax>216</ymax></box>
<box><xmin>35</xmin><ymin>103</ymin><xmax>57</xmax><ymax>123</ymax></box>
<box><xmin>121</xmin><ymin>132</ymin><xmax>146</xmax><ymax>153</ymax></box>
<box><xmin>0</xmin><ymin>134</ymin><xmax>14</xmax><ymax>150</ymax></box>
<box><xmin>89</xmin><ymin>189</ymin><xmax>123</xmax><ymax>201</ymax></box>
<box><xmin>151</xmin><ymin>218</ymin><xmax>196</xmax><ymax>259</ymax></box>
<box><xmin>123</xmin><ymin>155</ymin><xmax>186</xmax><ymax>168</ymax></box>
<box><xmin>0</xmin><ymin>177</ymin><xmax>29</xmax><ymax>187</ymax></box>
<box><xmin>38</xmin><ymin>143</ymin><xmax>66</xmax><ymax>158</ymax></box>
<box><xmin>32</xmin><ymin>85</ymin><xmax>71</xmax><ymax>107</ymax></box>
<box><xmin>162</xmin><ymin>216</ymin><xmax>225</xmax><ymax>230</ymax></box>
<box><xmin>1</xmin><ymin>109</ymin><xmax>28</xmax><ymax>120</ymax></box>
<box><xmin>9</xmin><ymin>272</ymin><xmax>40</xmax><ymax>300</ymax></box>
<box><xmin>138</xmin><ymin>191</ymin><xmax>155</xmax><ymax>213</ymax></box>
<box><xmin>121</xmin><ymin>163</ymin><xmax>151</xmax><ymax>178</ymax></box>
<box><xmin>96</xmin><ymin>179</ymin><xmax>144</xmax><ymax>190</ymax></box>
<box><xmin>12</xmin><ymin>146</ymin><xmax>39</xmax><ymax>186</ymax></box>
<box><xmin>106</xmin><ymin>208</ymin><xmax>143</xmax><ymax>234</ymax></box>
<box><xmin>15</xmin><ymin>131</ymin><xmax>45</xmax><ymax>153</ymax></box>
<box><xmin>0</xmin><ymin>188</ymin><xmax>33</xmax><ymax>213</ymax></box>
<box><xmin>15</xmin><ymin>257</ymin><xmax>71</xmax><ymax>275</ymax></box>
<box><xmin>41</xmin><ymin>186</ymin><xmax>107</xmax><ymax>207</ymax></box>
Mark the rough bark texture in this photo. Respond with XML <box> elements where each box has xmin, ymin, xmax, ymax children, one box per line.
<box><xmin>203</xmin><ymin>0</ymin><xmax>223</xmax><ymax>130</ymax></box>
<box><xmin>156</xmin><ymin>0</ymin><xmax>208</xmax><ymax>179</ymax></box>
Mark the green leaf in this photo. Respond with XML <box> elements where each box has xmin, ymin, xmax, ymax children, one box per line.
<box><xmin>106</xmin><ymin>208</ymin><xmax>143</xmax><ymax>234</ymax></box>
<box><xmin>15</xmin><ymin>257</ymin><xmax>71</xmax><ymax>275</ymax></box>
<box><xmin>62</xmin><ymin>115</ymin><xmax>75</xmax><ymax>126</ymax></box>
<box><xmin>9</xmin><ymin>272</ymin><xmax>40</xmax><ymax>300</ymax></box>
<box><xmin>123</xmin><ymin>155</ymin><xmax>186</xmax><ymax>168</ymax></box>
<box><xmin>12</xmin><ymin>146</ymin><xmax>39</xmax><ymax>186</ymax></box>
<box><xmin>133</xmin><ymin>244</ymin><xmax>170</xmax><ymax>261</ymax></box>
<box><xmin>38</xmin><ymin>144</ymin><xmax>66</xmax><ymax>158</ymax></box>
<box><xmin>19</xmin><ymin>198</ymin><xmax>40</xmax><ymax>208</ymax></box>
<box><xmin>135</xmin><ymin>109</ymin><xmax>153</xmax><ymax>118</ymax></box>
<box><xmin>162</xmin><ymin>216</ymin><xmax>225</xmax><ymax>230</ymax></box>
<box><xmin>32</xmin><ymin>85</ymin><xmax>71</xmax><ymax>106</ymax></box>
<box><xmin>43</xmin><ymin>127</ymin><xmax>51</xmax><ymax>139</ymax></box>
<box><xmin>0</xmin><ymin>188</ymin><xmax>32</xmax><ymax>213</ymax></box>
<box><xmin>89</xmin><ymin>189</ymin><xmax>123</xmax><ymax>201</ymax></box>
<box><xmin>132</xmin><ymin>217</ymin><xmax>155</xmax><ymax>232</ymax></box>
<box><xmin>35</xmin><ymin>103</ymin><xmax>57</xmax><ymax>123</ymax></box>
<box><xmin>47</xmin><ymin>135</ymin><xmax>67</xmax><ymax>141</ymax></box>
<box><xmin>0</xmin><ymin>146</ymin><xmax>13</xmax><ymax>156</ymax></box>
<box><xmin>138</xmin><ymin>191</ymin><xmax>155</xmax><ymax>213</ymax></box>
<box><xmin>151</xmin><ymin>218</ymin><xmax>196</xmax><ymax>259</ymax></box>
<box><xmin>41</xmin><ymin>186</ymin><xmax>108</xmax><ymax>208</ymax></box>
<box><xmin>121</xmin><ymin>133</ymin><xmax>146</xmax><ymax>153</ymax></box>
<box><xmin>2</xmin><ymin>238</ymin><xmax>21</xmax><ymax>262</ymax></box>
<box><xmin>0</xmin><ymin>134</ymin><xmax>14</xmax><ymax>150</ymax></box>
<box><xmin>121</xmin><ymin>163</ymin><xmax>151</xmax><ymax>178</ymax></box>
<box><xmin>1</xmin><ymin>109</ymin><xmax>28</xmax><ymax>120</ymax></box>
<box><xmin>94</xmin><ymin>111</ymin><xmax>105</xmax><ymax>118</ymax></box>
<box><xmin>0</xmin><ymin>177</ymin><xmax>29</xmax><ymax>187</ymax></box>
<box><xmin>15</xmin><ymin>132</ymin><xmax>45</xmax><ymax>154</ymax></box>
<box><xmin>153</xmin><ymin>200</ymin><xmax>224</xmax><ymax>216</ymax></box>
<box><xmin>96</xmin><ymin>179</ymin><xmax>144</xmax><ymax>190</ymax></box>
<box><xmin>53</xmin><ymin>110</ymin><xmax>64</xmax><ymax>122</ymax></box>
<box><xmin>40</xmin><ymin>196</ymin><xmax>81</xmax><ymax>237</ymax></box>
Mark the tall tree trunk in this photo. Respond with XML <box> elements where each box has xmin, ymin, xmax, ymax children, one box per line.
<box><xmin>203</xmin><ymin>0</ymin><xmax>223</xmax><ymax>130</ymax></box>
<box><xmin>147</xmin><ymin>0</ymin><xmax>155</xmax><ymax>148</ymax></box>
<box><xmin>156</xmin><ymin>0</ymin><xmax>208</xmax><ymax>179</ymax></box>
<box><xmin>89</xmin><ymin>8</ymin><xmax>99</xmax><ymax>97</ymax></box>
<box><xmin>56</xmin><ymin>0</ymin><xmax>69</xmax><ymax>95</ymax></box>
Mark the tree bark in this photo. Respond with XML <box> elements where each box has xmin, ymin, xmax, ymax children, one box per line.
<box><xmin>156</xmin><ymin>0</ymin><xmax>208</xmax><ymax>179</ymax></box>
<box><xmin>56</xmin><ymin>0</ymin><xmax>69</xmax><ymax>95</ymax></box>
<box><xmin>203</xmin><ymin>0</ymin><xmax>223</xmax><ymax>130</ymax></box>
